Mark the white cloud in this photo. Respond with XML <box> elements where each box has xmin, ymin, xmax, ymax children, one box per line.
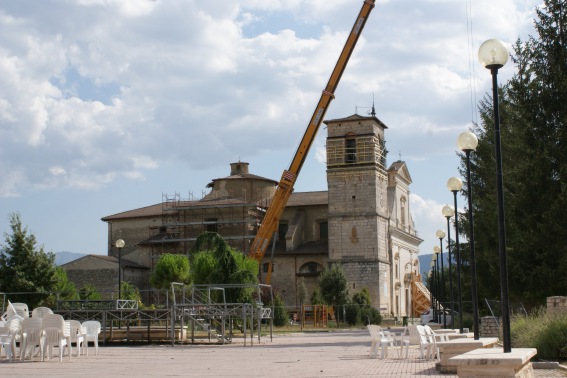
<box><xmin>0</xmin><ymin>0</ymin><xmax>542</xmax><ymax>254</ymax></box>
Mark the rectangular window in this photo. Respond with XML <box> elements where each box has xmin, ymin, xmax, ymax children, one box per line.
<box><xmin>345</xmin><ymin>138</ymin><xmax>356</xmax><ymax>164</ymax></box>
<box><xmin>319</xmin><ymin>221</ymin><xmax>328</xmax><ymax>240</ymax></box>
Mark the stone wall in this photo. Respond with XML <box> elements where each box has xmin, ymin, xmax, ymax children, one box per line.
<box><xmin>547</xmin><ymin>296</ymin><xmax>567</xmax><ymax>314</ymax></box>
<box><xmin>480</xmin><ymin>316</ymin><xmax>501</xmax><ymax>338</ymax></box>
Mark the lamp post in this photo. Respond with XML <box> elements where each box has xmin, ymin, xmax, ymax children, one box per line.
<box><xmin>433</xmin><ymin>246</ymin><xmax>441</xmax><ymax>323</ymax></box>
<box><xmin>479</xmin><ymin>38</ymin><xmax>511</xmax><ymax>353</ymax></box>
<box><xmin>442</xmin><ymin>205</ymin><xmax>455</xmax><ymax>329</ymax></box>
<box><xmin>458</xmin><ymin>130</ymin><xmax>480</xmax><ymax>340</ymax></box>
<box><xmin>433</xmin><ymin>248</ymin><xmax>443</xmax><ymax>324</ymax></box>
<box><xmin>115</xmin><ymin>239</ymin><xmax>125</xmax><ymax>299</ymax></box>
<box><xmin>436</xmin><ymin>229</ymin><xmax>447</xmax><ymax>327</ymax></box>
<box><xmin>430</xmin><ymin>260</ymin><xmax>436</xmax><ymax>323</ymax></box>
<box><xmin>447</xmin><ymin>177</ymin><xmax>464</xmax><ymax>333</ymax></box>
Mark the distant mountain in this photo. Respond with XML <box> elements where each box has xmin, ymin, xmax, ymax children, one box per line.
<box><xmin>418</xmin><ymin>253</ymin><xmax>451</xmax><ymax>279</ymax></box>
<box><xmin>55</xmin><ymin>251</ymin><xmax>88</xmax><ymax>266</ymax></box>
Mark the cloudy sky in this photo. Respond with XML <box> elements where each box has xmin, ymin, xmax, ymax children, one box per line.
<box><xmin>0</xmin><ymin>0</ymin><xmax>540</xmax><ymax>261</ymax></box>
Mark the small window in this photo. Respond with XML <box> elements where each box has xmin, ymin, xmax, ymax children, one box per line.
<box><xmin>262</xmin><ymin>263</ymin><xmax>274</xmax><ymax>273</ymax></box>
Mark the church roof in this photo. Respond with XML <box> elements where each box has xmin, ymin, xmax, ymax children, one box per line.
<box><xmin>208</xmin><ymin>172</ymin><xmax>277</xmax><ymax>186</ymax></box>
<box><xmin>286</xmin><ymin>191</ymin><xmax>328</xmax><ymax>206</ymax></box>
<box><xmin>323</xmin><ymin>113</ymin><xmax>388</xmax><ymax>129</ymax></box>
<box><xmin>387</xmin><ymin>160</ymin><xmax>413</xmax><ymax>184</ymax></box>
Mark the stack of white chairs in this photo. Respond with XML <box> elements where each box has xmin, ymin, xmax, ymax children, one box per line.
<box><xmin>67</xmin><ymin>320</ymin><xmax>86</xmax><ymax>357</ymax></box>
<box><xmin>0</xmin><ymin>315</ymin><xmax>23</xmax><ymax>361</ymax></box>
<box><xmin>32</xmin><ymin>306</ymin><xmax>54</xmax><ymax>319</ymax></box>
<box><xmin>20</xmin><ymin>317</ymin><xmax>44</xmax><ymax>361</ymax></box>
<box><xmin>41</xmin><ymin>313</ymin><xmax>71</xmax><ymax>362</ymax></box>
<box><xmin>82</xmin><ymin>320</ymin><xmax>101</xmax><ymax>356</ymax></box>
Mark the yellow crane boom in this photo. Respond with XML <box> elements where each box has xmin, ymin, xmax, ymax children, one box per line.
<box><xmin>249</xmin><ymin>0</ymin><xmax>376</xmax><ymax>282</ymax></box>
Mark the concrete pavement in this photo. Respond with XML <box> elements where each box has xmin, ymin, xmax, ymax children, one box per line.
<box><xmin>1</xmin><ymin>329</ymin><xmax>565</xmax><ymax>377</ymax></box>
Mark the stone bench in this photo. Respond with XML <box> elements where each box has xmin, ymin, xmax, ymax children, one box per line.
<box><xmin>448</xmin><ymin>347</ymin><xmax>537</xmax><ymax>378</ymax></box>
<box><xmin>446</xmin><ymin>332</ymin><xmax>474</xmax><ymax>340</ymax></box>
<box><xmin>436</xmin><ymin>337</ymin><xmax>499</xmax><ymax>373</ymax></box>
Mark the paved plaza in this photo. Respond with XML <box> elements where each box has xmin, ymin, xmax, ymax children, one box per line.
<box><xmin>1</xmin><ymin>329</ymin><xmax>566</xmax><ymax>377</ymax></box>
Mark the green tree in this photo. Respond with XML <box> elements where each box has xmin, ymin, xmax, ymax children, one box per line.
<box><xmin>460</xmin><ymin>0</ymin><xmax>567</xmax><ymax>306</ymax></box>
<box><xmin>311</xmin><ymin>288</ymin><xmax>324</xmax><ymax>305</ymax></box>
<box><xmin>190</xmin><ymin>232</ymin><xmax>258</xmax><ymax>303</ymax></box>
<box><xmin>120</xmin><ymin>281</ymin><xmax>143</xmax><ymax>307</ymax></box>
<box><xmin>79</xmin><ymin>283</ymin><xmax>102</xmax><ymax>300</ymax></box>
<box><xmin>150</xmin><ymin>253</ymin><xmax>191</xmax><ymax>289</ymax></box>
<box><xmin>43</xmin><ymin>267</ymin><xmax>78</xmax><ymax>308</ymax></box>
<box><xmin>297</xmin><ymin>277</ymin><xmax>307</xmax><ymax>307</ymax></box>
<box><xmin>271</xmin><ymin>294</ymin><xmax>289</xmax><ymax>327</ymax></box>
<box><xmin>352</xmin><ymin>288</ymin><xmax>371</xmax><ymax>307</ymax></box>
<box><xmin>318</xmin><ymin>263</ymin><xmax>349</xmax><ymax>322</ymax></box>
<box><xmin>0</xmin><ymin>213</ymin><xmax>57</xmax><ymax>307</ymax></box>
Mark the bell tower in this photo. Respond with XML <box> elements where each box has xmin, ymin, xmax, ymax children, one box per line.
<box><xmin>324</xmin><ymin>113</ymin><xmax>390</xmax><ymax>309</ymax></box>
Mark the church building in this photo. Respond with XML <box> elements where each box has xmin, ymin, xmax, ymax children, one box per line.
<box><xmin>67</xmin><ymin>112</ymin><xmax>425</xmax><ymax>318</ymax></box>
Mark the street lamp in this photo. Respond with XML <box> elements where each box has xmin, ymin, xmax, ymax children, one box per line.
<box><xmin>432</xmin><ymin>250</ymin><xmax>441</xmax><ymax>324</ymax></box>
<box><xmin>442</xmin><ymin>204</ymin><xmax>455</xmax><ymax>329</ymax></box>
<box><xmin>458</xmin><ymin>130</ymin><xmax>480</xmax><ymax>340</ymax></box>
<box><xmin>479</xmin><ymin>38</ymin><xmax>511</xmax><ymax>352</ymax></box>
<box><xmin>115</xmin><ymin>239</ymin><xmax>125</xmax><ymax>299</ymax></box>
<box><xmin>436</xmin><ymin>229</ymin><xmax>447</xmax><ymax>327</ymax></box>
<box><xmin>447</xmin><ymin>177</ymin><xmax>464</xmax><ymax>333</ymax></box>
<box><xmin>430</xmin><ymin>260</ymin><xmax>436</xmax><ymax>323</ymax></box>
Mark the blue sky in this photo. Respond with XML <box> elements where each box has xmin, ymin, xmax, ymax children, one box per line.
<box><xmin>0</xmin><ymin>0</ymin><xmax>540</xmax><ymax>260</ymax></box>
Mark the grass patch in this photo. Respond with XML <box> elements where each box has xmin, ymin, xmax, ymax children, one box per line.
<box><xmin>511</xmin><ymin>308</ymin><xmax>567</xmax><ymax>361</ymax></box>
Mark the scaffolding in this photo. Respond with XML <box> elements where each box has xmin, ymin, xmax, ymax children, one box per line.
<box><xmin>146</xmin><ymin>193</ymin><xmax>267</xmax><ymax>270</ymax></box>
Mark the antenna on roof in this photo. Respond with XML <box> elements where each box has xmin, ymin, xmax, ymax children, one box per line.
<box><xmin>370</xmin><ymin>93</ymin><xmax>376</xmax><ymax>117</ymax></box>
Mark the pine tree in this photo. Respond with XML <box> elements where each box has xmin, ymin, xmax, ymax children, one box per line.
<box><xmin>462</xmin><ymin>0</ymin><xmax>567</xmax><ymax>306</ymax></box>
<box><xmin>0</xmin><ymin>213</ymin><xmax>57</xmax><ymax>307</ymax></box>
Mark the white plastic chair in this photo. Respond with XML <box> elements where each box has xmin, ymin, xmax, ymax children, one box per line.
<box><xmin>41</xmin><ymin>314</ymin><xmax>71</xmax><ymax>361</ymax></box>
<box><xmin>82</xmin><ymin>320</ymin><xmax>101</xmax><ymax>356</ymax></box>
<box><xmin>424</xmin><ymin>325</ymin><xmax>447</xmax><ymax>360</ymax></box>
<box><xmin>367</xmin><ymin>324</ymin><xmax>381</xmax><ymax>358</ymax></box>
<box><xmin>11</xmin><ymin>302</ymin><xmax>30</xmax><ymax>318</ymax></box>
<box><xmin>378</xmin><ymin>330</ymin><xmax>397</xmax><ymax>359</ymax></box>
<box><xmin>32</xmin><ymin>306</ymin><xmax>54</xmax><ymax>319</ymax></box>
<box><xmin>20</xmin><ymin>317</ymin><xmax>44</xmax><ymax>361</ymax></box>
<box><xmin>67</xmin><ymin>320</ymin><xmax>86</xmax><ymax>357</ymax></box>
<box><xmin>0</xmin><ymin>316</ymin><xmax>23</xmax><ymax>361</ymax></box>
<box><xmin>416</xmin><ymin>325</ymin><xmax>435</xmax><ymax>360</ymax></box>
<box><xmin>1</xmin><ymin>301</ymin><xmax>18</xmax><ymax>323</ymax></box>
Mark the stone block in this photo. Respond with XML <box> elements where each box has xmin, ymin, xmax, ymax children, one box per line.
<box><xmin>449</xmin><ymin>347</ymin><xmax>537</xmax><ymax>378</ymax></box>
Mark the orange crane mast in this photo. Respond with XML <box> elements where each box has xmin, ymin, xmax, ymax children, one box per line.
<box><xmin>249</xmin><ymin>0</ymin><xmax>376</xmax><ymax>283</ymax></box>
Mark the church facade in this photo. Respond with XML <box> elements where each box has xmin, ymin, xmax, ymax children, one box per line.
<box><xmin>94</xmin><ymin>113</ymin><xmax>423</xmax><ymax>317</ymax></box>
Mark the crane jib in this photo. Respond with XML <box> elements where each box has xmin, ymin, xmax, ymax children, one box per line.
<box><xmin>354</xmin><ymin>18</ymin><xmax>365</xmax><ymax>35</ymax></box>
<box><xmin>249</xmin><ymin>0</ymin><xmax>376</xmax><ymax>284</ymax></box>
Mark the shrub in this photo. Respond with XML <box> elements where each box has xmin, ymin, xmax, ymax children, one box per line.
<box><xmin>362</xmin><ymin>307</ymin><xmax>382</xmax><ymax>325</ymax></box>
<box><xmin>345</xmin><ymin>304</ymin><xmax>361</xmax><ymax>326</ymax></box>
<box><xmin>272</xmin><ymin>295</ymin><xmax>289</xmax><ymax>327</ymax></box>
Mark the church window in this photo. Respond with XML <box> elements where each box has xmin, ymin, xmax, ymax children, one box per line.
<box><xmin>298</xmin><ymin>262</ymin><xmax>323</xmax><ymax>276</ymax></box>
<box><xmin>345</xmin><ymin>136</ymin><xmax>356</xmax><ymax>164</ymax></box>
<box><xmin>319</xmin><ymin>221</ymin><xmax>328</xmax><ymax>240</ymax></box>
<box><xmin>278</xmin><ymin>222</ymin><xmax>288</xmax><ymax>242</ymax></box>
